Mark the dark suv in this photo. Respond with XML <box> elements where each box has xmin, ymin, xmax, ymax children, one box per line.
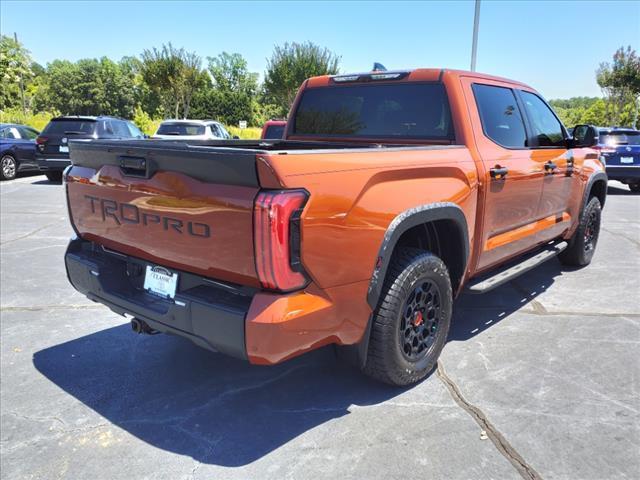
<box><xmin>582</xmin><ymin>126</ymin><xmax>640</xmax><ymax>192</ymax></box>
<box><xmin>36</xmin><ymin>116</ymin><xmax>144</xmax><ymax>182</ymax></box>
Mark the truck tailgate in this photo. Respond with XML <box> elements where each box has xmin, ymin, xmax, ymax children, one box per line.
<box><xmin>66</xmin><ymin>140</ymin><xmax>261</xmax><ymax>287</ymax></box>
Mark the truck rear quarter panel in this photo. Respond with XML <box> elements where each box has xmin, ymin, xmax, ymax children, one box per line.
<box><xmin>246</xmin><ymin>147</ymin><xmax>478</xmax><ymax>364</ymax></box>
<box><xmin>264</xmin><ymin>147</ymin><xmax>479</xmax><ymax>289</ymax></box>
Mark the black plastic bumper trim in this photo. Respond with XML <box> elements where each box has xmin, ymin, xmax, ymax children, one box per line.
<box><xmin>65</xmin><ymin>238</ymin><xmax>250</xmax><ymax>360</ymax></box>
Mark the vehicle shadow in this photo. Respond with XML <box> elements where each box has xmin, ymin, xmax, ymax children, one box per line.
<box><xmin>33</xmin><ymin>329</ymin><xmax>406</xmax><ymax>466</ymax></box>
<box><xmin>33</xmin><ymin>258</ymin><xmax>567</xmax><ymax>466</ymax></box>
<box><xmin>31</xmin><ymin>179</ymin><xmax>60</xmax><ymax>186</ymax></box>
<box><xmin>450</xmin><ymin>257</ymin><xmax>563</xmax><ymax>341</ymax></box>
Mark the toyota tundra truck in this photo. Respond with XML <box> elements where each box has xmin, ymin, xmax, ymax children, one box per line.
<box><xmin>63</xmin><ymin>68</ymin><xmax>606</xmax><ymax>385</ymax></box>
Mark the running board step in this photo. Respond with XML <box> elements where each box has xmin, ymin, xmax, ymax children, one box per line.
<box><xmin>467</xmin><ymin>241</ymin><xmax>568</xmax><ymax>294</ymax></box>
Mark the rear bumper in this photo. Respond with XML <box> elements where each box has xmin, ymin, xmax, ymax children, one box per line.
<box><xmin>37</xmin><ymin>157</ymin><xmax>71</xmax><ymax>172</ymax></box>
<box><xmin>606</xmin><ymin>165</ymin><xmax>640</xmax><ymax>183</ymax></box>
<box><xmin>64</xmin><ymin>238</ymin><xmax>373</xmax><ymax>365</ymax></box>
<box><xmin>65</xmin><ymin>238</ymin><xmax>249</xmax><ymax>360</ymax></box>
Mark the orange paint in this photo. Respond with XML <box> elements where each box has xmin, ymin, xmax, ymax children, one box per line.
<box><xmin>66</xmin><ymin>68</ymin><xmax>605</xmax><ymax>365</ymax></box>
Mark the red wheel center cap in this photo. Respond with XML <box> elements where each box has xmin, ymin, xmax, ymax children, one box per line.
<box><xmin>413</xmin><ymin>311</ymin><xmax>424</xmax><ymax>326</ymax></box>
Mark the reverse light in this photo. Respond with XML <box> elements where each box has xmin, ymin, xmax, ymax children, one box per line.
<box><xmin>254</xmin><ymin>190</ymin><xmax>309</xmax><ymax>292</ymax></box>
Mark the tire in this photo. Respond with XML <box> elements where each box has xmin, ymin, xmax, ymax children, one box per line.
<box><xmin>629</xmin><ymin>183</ymin><xmax>640</xmax><ymax>193</ymax></box>
<box><xmin>1</xmin><ymin>154</ymin><xmax>17</xmax><ymax>181</ymax></box>
<box><xmin>362</xmin><ymin>248</ymin><xmax>452</xmax><ymax>386</ymax></box>
<box><xmin>559</xmin><ymin>196</ymin><xmax>602</xmax><ymax>267</ymax></box>
<box><xmin>45</xmin><ymin>171</ymin><xmax>63</xmax><ymax>183</ymax></box>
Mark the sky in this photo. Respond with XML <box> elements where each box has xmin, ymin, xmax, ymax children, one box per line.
<box><xmin>1</xmin><ymin>0</ymin><xmax>639</xmax><ymax>99</ymax></box>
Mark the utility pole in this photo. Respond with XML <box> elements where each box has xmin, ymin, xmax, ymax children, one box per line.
<box><xmin>470</xmin><ymin>0</ymin><xmax>481</xmax><ymax>72</ymax></box>
<box><xmin>14</xmin><ymin>32</ymin><xmax>26</xmax><ymax>114</ymax></box>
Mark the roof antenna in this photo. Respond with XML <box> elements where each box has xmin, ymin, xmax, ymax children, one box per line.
<box><xmin>372</xmin><ymin>62</ymin><xmax>387</xmax><ymax>72</ymax></box>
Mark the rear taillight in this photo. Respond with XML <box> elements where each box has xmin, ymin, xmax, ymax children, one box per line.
<box><xmin>254</xmin><ymin>190</ymin><xmax>309</xmax><ymax>292</ymax></box>
<box><xmin>35</xmin><ymin>136</ymin><xmax>47</xmax><ymax>151</ymax></box>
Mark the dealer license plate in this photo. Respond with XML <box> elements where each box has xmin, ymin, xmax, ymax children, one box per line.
<box><xmin>620</xmin><ymin>156</ymin><xmax>634</xmax><ymax>164</ymax></box>
<box><xmin>143</xmin><ymin>265</ymin><xmax>178</xmax><ymax>299</ymax></box>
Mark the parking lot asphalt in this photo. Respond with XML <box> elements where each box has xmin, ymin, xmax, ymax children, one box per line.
<box><xmin>1</xmin><ymin>174</ymin><xmax>639</xmax><ymax>480</ymax></box>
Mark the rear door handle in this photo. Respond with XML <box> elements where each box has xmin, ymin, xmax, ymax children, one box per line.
<box><xmin>490</xmin><ymin>166</ymin><xmax>508</xmax><ymax>179</ymax></box>
<box><xmin>544</xmin><ymin>161</ymin><xmax>557</xmax><ymax>173</ymax></box>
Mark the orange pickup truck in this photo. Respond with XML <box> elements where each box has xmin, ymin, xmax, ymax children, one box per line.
<box><xmin>64</xmin><ymin>68</ymin><xmax>606</xmax><ymax>385</ymax></box>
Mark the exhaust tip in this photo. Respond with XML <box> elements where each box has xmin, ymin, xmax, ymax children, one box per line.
<box><xmin>131</xmin><ymin>318</ymin><xmax>142</xmax><ymax>334</ymax></box>
<box><xmin>130</xmin><ymin>317</ymin><xmax>159</xmax><ymax>335</ymax></box>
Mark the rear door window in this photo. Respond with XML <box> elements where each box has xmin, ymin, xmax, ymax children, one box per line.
<box><xmin>112</xmin><ymin>120</ymin><xmax>131</xmax><ymax>138</ymax></box>
<box><xmin>293</xmin><ymin>83</ymin><xmax>454</xmax><ymax>140</ymax></box>
<box><xmin>17</xmin><ymin>126</ymin><xmax>39</xmax><ymax>140</ymax></box>
<box><xmin>43</xmin><ymin>120</ymin><xmax>96</xmax><ymax>135</ymax></box>
<box><xmin>472</xmin><ymin>84</ymin><xmax>527</xmax><ymax>148</ymax></box>
<box><xmin>520</xmin><ymin>91</ymin><xmax>565</xmax><ymax>147</ymax></box>
<box><xmin>126</xmin><ymin>122</ymin><xmax>144</xmax><ymax>138</ymax></box>
<box><xmin>209</xmin><ymin>124</ymin><xmax>222</xmax><ymax>138</ymax></box>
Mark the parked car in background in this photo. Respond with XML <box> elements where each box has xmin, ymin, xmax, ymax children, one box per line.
<box><xmin>36</xmin><ymin>116</ymin><xmax>145</xmax><ymax>182</ymax></box>
<box><xmin>581</xmin><ymin>126</ymin><xmax>640</xmax><ymax>192</ymax></box>
<box><xmin>261</xmin><ymin>119</ymin><xmax>287</xmax><ymax>139</ymax></box>
<box><xmin>153</xmin><ymin>120</ymin><xmax>232</xmax><ymax>140</ymax></box>
<box><xmin>0</xmin><ymin>123</ymin><xmax>40</xmax><ymax>180</ymax></box>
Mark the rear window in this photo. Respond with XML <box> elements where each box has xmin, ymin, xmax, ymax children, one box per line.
<box><xmin>292</xmin><ymin>83</ymin><xmax>454</xmax><ymax>140</ymax></box>
<box><xmin>156</xmin><ymin>123</ymin><xmax>205</xmax><ymax>136</ymax></box>
<box><xmin>264</xmin><ymin>124</ymin><xmax>285</xmax><ymax>139</ymax></box>
<box><xmin>599</xmin><ymin>132</ymin><xmax>640</xmax><ymax>145</ymax></box>
<box><xmin>43</xmin><ymin>119</ymin><xmax>96</xmax><ymax>135</ymax></box>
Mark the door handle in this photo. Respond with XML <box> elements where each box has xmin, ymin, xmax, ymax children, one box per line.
<box><xmin>544</xmin><ymin>161</ymin><xmax>558</xmax><ymax>173</ymax></box>
<box><xmin>490</xmin><ymin>166</ymin><xmax>508</xmax><ymax>179</ymax></box>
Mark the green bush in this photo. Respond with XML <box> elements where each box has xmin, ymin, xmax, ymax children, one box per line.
<box><xmin>133</xmin><ymin>106</ymin><xmax>162</xmax><ymax>136</ymax></box>
<box><xmin>0</xmin><ymin>108</ymin><xmax>58</xmax><ymax>131</ymax></box>
<box><xmin>227</xmin><ymin>126</ymin><xmax>261</xmax><ymax>139</ymax></box>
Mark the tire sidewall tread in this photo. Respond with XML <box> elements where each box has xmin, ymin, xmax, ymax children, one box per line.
<box><xmin>363</xmin><ymin>248</ymin><xmax>452</xmax><ymax>386</ymax></box>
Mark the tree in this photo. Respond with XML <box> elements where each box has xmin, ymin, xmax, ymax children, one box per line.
<box><xmin>0</xmin><ymin>35</ymin><xmax>33</xmax><ymax>111</ymax></box>
<box><xmin>191</xmin><ymin>52</ymin><xmax>259</xmax><ymax>125</ymax></box>
<box><xmin>264</xmin><ymin>42</ymin><xmax>340</xmax><ymax>116</ymax></box>
<box><xmin>549</xmin><ymin>97</ymin><xmax>606</xmax><ymax>127</ymax></box>
<box><xmin>140</xmin><ymin>43</ymin><xmax>204</xmax><ymax>118</ymax></box>
<box><xmin>34</xmin><ymin>58</ymin><xmax>137</xmax><ymax>117</ymax></box>
<box><xmin>597</xmin><ymin>46</ymin><xmax>640</xmax><ymax>127</ymax></box>
<box><xmin>208</xmin><ymin>52</ymin><xmax>258</xmax><ymax>95</ymax></box>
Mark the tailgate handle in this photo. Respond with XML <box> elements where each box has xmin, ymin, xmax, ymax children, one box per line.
<box><xmin>119</xmin><ymin>156</ymin><xmax>154</xmax><ymax>178</ymax></box>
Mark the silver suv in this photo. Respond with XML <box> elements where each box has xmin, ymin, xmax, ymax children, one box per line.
<box><xmin>153</xmin><ymin>120</ymin><xmax>233</xmax><ymax>140</ymax></box>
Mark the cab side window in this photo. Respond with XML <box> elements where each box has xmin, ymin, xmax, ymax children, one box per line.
<box><xmin>520</xmin><ymin>91</ymin><xmax>565</xmax><ymax>147</ymax></box>
<box><xmin>473</xmin><ymin>84</ymin><xmax>527</xmax><ymax>148</ymax></box>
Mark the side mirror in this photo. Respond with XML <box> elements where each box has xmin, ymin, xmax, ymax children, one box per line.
<box><xmin>233</xmin><ymin>135</ymin><xmax>240</xmax><ymax>140</ymax></box>
<box><xmin>569</xmin><ymin>124</ymin><xmax>597</xmax><ymax>148</ymax></box>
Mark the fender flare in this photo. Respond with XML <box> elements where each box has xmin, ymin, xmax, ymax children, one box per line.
<box><xmin>582</xmin><ymin>171</ymin><xmax>608</xmax><ymax>214</ymax></box>
<box><xmin>366</xmin><ymin>202</ymin><xmax>470</xmax><ymax>309</ymax></box>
